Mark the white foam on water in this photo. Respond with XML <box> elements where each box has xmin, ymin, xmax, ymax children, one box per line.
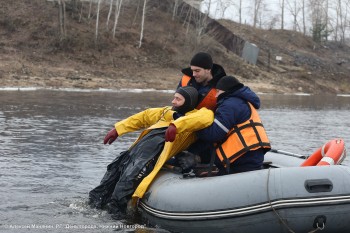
<box><xmin>0</xmin><ymin>87</ymin><xmax>40</xmax><ymax>91</ymax></box>
<box><xmin>0</xmin><ymin>86</ymin><xmax>174</xmax><ymax>93</ymax></box>
<box><xmin>1</xmin><ymin>87</ymin><xmax>349</xmax><ymax>96</ymax></box>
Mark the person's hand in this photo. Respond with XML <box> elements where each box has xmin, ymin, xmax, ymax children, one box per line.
<box><xmin>103</xmin><ymin>128</ymin><xmax>118</xmax><ymax>144</ymax></box>
<box><xmin>177</xmin><ymin>151</ymin><xmax>201</xmax><ymax>170</ymax></box>
<box><xmin>165</xmin><ymin>124</ymin><xmax>177</xmax><ymax>142</ymax></box>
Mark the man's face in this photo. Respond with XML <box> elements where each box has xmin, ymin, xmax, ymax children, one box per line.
<box><xmin>172</xmin><ymin>93</ymin><xmax>185</xmax><ymax>108</ymax></box>
<box><xmin>191</xmin><ymin>66</ymin><xmax>212</xmax><ymax>86</ymax></box>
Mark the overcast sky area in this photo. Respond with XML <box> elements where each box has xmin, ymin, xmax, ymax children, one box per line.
<box><xmin>200</xmin><ymin>0</ymin><xmax>349</xmax><ymax>40</ymax></box>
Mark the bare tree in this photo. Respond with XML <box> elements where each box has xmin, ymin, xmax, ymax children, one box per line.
<box><xmin>280</xmin><ymin>0</ymin><xmax>285</xmax><ymax>29</ymax></box>
<box><xmin>58</xmin><ymin>0</ymin><xmax>67</xmax><ymax>40</ymax></box>
<box><xmin>335</xmin><ymin>0</ymin><xmax>349</xmax><ymax>44</ymax></box>
<box><xmin>79</xmin><ymin>0</ymin><xmax>84</xmax><ymax>22</ymax></box>
<box><xmin>138</xmin><ymin>0</ymin><xmax>147</xmax><ymax>48</ymax></box>
<box><xmin>238</xmin><ymin>0</ymin><xmax>243</xmax><ymax>24</ymax></box>
<box><xmin>324</xmin><ymin>0</ymin><xmax>329</xmax><ymax>41</ymax></box>
<box><xmin>301</xmin><ymin>0</ymin><xmax>307</xmax><ymax>35</ymax></box>
<box><xmin>267</xmin><ymin>15</ymin><xmax>279</xmax><ymax>30</ymax></box>
<box><xmin>200</xmin><ymin>0</ymin><xmax>213</xmax><ymax>17</ymax></box>
<box><xmin>252</xmin><ymin>0</ymin><xmax>264</xmax><ymax>28</ymax></box>
<box><xmin>182</xmin><ymin>5</ymin><xmax>189</xmax><ymax>27</ymax></box>
<box><xmin>112</xmin><ymin>0</ymin><xmax>124</xmax><ymax>38</ymax></box>
<box><xmin>88</xmin><ymin>0</ymin><xmax>93</xmax><ymax>19</ymax></box>
<box><xmin>172</xmin><ymin>0</ymin><xmax>181</xmax><ymax>20</ymax></box>
<box><xmin>185</xmin><ymin>6</ymin><xmax>193</xmax><ymax>34</ymax></box>
<box><xmin>215</xmin><ymin>0</ymin><xmax>232</xmax><ymax>18</ymax></box>
<box><xmin>207</xmin><ymin>0</ymin><xmax>213</xmax><ymax>17</ymax></box>
<box><xmin>333</xmin><ymin>0</ymin><xmax>339</xmax><ymax>41</ymax></box>
<box><xmin>286</xmin><ymin>0</ymin><xmax>302</xmax><ymax>31</ymax></box>
<box><xmin>95</xmin><ymin>0</ymin><xmax>102</xmax><ymax>42</ymax></box>
<box><xmin>309</xmin><ymin>0</ymin><xmax>328</xmax><ymax>42</ymax></box>
<box><xmin>106</xmin><ymin>0</ymin><xmax>114</xmax><ymax>29</ymax></box>
<box><xmin>133</xmin><ymin>0</ymin><xmax>141</xmax><ymax>25</ymax></box>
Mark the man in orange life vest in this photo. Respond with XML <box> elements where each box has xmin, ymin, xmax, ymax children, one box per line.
<box><xmin>177</xmin><ymin>76</ymin><xmax>271</xmax><ymax>175</ymax></box>
<box><xmin>178</xmin><ymin>52</ymin><xmax>226</xmax><ymax>111</ymax></box>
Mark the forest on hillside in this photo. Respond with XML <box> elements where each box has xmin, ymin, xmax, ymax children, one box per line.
<box><xmin>1</xmin><ymin>0</ymin><xmax>349</xmax><ymax>93</ymax></box>
<box><xmin>54</xmin><ymin>0</ymin><xmax>350</xmax><ymax>46</ymax></box>
<box><xmin>199</xmin><ymin>0</ymin><xmax>350</xmax><ymax>45</ymax></box>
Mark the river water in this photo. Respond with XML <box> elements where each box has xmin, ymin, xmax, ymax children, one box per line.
<box><xmin>0</xmin><ymin>89</ymin><xmax>349</xmax><ymax>233</ymax></box>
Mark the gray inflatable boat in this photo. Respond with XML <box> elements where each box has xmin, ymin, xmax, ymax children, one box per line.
<box><xmin>139</xmin><ymin>149</ymin><xmax>350</xmax><ymax>233</ymax></box>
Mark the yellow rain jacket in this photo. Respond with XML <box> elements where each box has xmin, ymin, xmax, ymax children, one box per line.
<box><xmin>114</xmin><ymin>106</ymin><xmax>214</xmax><ymax>201</ymax></box>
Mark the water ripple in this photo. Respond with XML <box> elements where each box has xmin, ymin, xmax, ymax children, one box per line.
<box><xmin>1</xmin><ymin>90</ymin><xmax>349</xmax><ymax>232</ymax></box>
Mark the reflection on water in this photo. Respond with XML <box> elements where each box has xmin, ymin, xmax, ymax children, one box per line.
<box><xmin>261</xmin><ymin>93</ymin><xmax>350</xmax><ymax>110</ymax></box>
<box><xmin>259</xmin><ymin>94</ymin><xmax>350</xmax><ymax>156</ymax></box>
<box><xmin>0</xmin><ymin>90</ymin><xmax>349</xmax><ymax>232</ymax></box>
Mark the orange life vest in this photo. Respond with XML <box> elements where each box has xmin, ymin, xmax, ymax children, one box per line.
<box><xmin>216</xmin><ymin>102</ymin><xmax>271</xmax><ymax>167</ymax></box>
<box><xmin>181</xmin><ymin>75</ymin><xmax>217</xmax><ymax>111</ymax></box>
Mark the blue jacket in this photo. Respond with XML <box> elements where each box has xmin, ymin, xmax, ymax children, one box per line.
<box><xmin>195</xmin><ymin>86</ymin><xmax>265</xmax><ymax>174</ymax></box>
<box><xmin>196</xmin><ymin>86</ymin><xmax>260</xmax><ymax>142</ymax></box>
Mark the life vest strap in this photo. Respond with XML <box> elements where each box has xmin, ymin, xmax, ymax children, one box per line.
<box><xmin>250</xmin><ymin>120</ymin><xmax>264</xmax><ymax>147</ymax></box>
<box><xmin>229</xmin><ymin>142</ymin><xmax>271</xmax><ymax>162</ymax></box>
<box><xmin>218</xmin><ymin>121</ymin><xmax>270</xmax><ymax>167</ymax></box>
<box><xmin>227</xmin><ymin>121</ymin><xmax>265</xmax><ymax>136</ymax></box>
<box><xmin>217</xmin><ymin>145</ymin><xmax>231</xmax><ymax>173</ymax></box>
<box><xmin>207</xmin><ymin>147</ymin><xmax>217</xmax><ymax>177</ymax></box>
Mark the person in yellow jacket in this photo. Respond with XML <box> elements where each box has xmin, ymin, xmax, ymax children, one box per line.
<box><xmin>88</xmin><ymin>86</ymin><xmax>213</xmax><ymax>218</ymax></box>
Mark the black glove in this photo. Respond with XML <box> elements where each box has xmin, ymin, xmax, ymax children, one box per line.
<box><xmin>177</xmin><ymin>151</ymin><xmax>201</xmax><ymax>170</ymax></box>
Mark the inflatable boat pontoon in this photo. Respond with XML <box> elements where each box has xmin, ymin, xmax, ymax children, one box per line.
<box><xmin>139</xmin><ymin>139</ymin><xmax>349</xmax><ymax>233</ymax></box>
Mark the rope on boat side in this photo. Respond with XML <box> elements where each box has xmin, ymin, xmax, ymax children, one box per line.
<box><xmin>266</xmin><ymin>167</ymin><xmax>296</xmax><ymax>233</ymax></box>
<box><xmin>266</xmin><ymin>168</ymin><xmax>326</xmax><ymax>233</ymax></box>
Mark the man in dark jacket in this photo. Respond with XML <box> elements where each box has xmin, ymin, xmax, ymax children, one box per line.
<box><xmin>178</xmin><ymin>52</ymin><xmax>226</xmax><ymax>111</ymax></box>
<box><xmin>178</xmin><ymin>76</ymin><xmax>271</xmax><ymax>175</ymax></box>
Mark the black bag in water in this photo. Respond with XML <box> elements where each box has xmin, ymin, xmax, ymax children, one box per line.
<box><xmin>88</xmin><ymin>128</ymin><xmax>166</xmax><ymax>210</ymax></box>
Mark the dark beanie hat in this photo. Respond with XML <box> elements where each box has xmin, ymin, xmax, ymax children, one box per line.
<box><xmin>216</xmin><ymin>76</ymin><xmax>244</xmax><ymax>92</ymax></box>
<box><xmin>173</xmin><ymin>86</ymin><xmax>198</xmax><ymax>114</ymax></box>
<box><xmin>190</xmin><ymin>52</ymin><xmax>213</xmax><ymax>69</ymax></box>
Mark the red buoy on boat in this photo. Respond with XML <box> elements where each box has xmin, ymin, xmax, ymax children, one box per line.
<box><xmin>300</xmin><ymin>138</ymin><xmax>346</xmax><ymax>167</ymax></box>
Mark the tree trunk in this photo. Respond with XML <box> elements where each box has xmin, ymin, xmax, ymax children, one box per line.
<box><xmin>281</xmin><ymin>0</ymin><xmax>284</xmax><ymax>30</ymax></box>
<box><xmin>253</xmin><ymin>0</ymin><xmax>263</xmax><ymax>28</ymax></box>
<box><xmin>239</xmin><ymin>0</ymin><xmax>242</xmax><ymax>24</ymax></box>
<box><xmin>293</xmin><ymin>0</ymin><xmax>297</xmax><ymax>31</ymax></box>
<box><xmin>58</xmin><ymin>0</ymin><xmax>66</xmax><ymax>41</ymax></box>
<box><xmin>302</xmin><ymin>0</ymin><xmax>306</xmax><ymax>35</ymax></box>
<box><xmin>107</xmin><ymin>0</ymin><xmax>114</xmax><ymax>29</ymax></box>
<box><xmin>95</xmin><ymin>0</ymin><xmax>102</xmax><ymax>42</ymax></box>
<box><xmin>138</xmin><ymin>0</ymin><xmax>147</xmax><ymax>48</ymax></box>
<box><xmin>172</xmin><ymin>0</ymin><xmax>180</xmax><ymax>20</ymax></box>
<box><xmin>325</xmin><ymin>0</ymin><xmax>328</xmax><ymax>41</ymax></box>
<box><xmin>186</xmin><ymin>7</ymin><xmax>192</xmax><ymax>34</ymax></box>
<box><xmin>113</xmin><ymin>0</ymin><xmax>124</xmax><ymax>38</ymax></box>
<box><xmin>133</xmin><ymin>0</ymin><xmax>141</xmax><ymax>25</ymax></box>
<box><xmin>88</xmin><ymin>0</ymin><xmax>93</xmax><ymax>19</ymax></box>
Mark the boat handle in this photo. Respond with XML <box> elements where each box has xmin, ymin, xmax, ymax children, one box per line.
<box><xmin>304</xmin><ymin>179</ymin><xmax>333</xmax><ymax>193</ymax></box>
